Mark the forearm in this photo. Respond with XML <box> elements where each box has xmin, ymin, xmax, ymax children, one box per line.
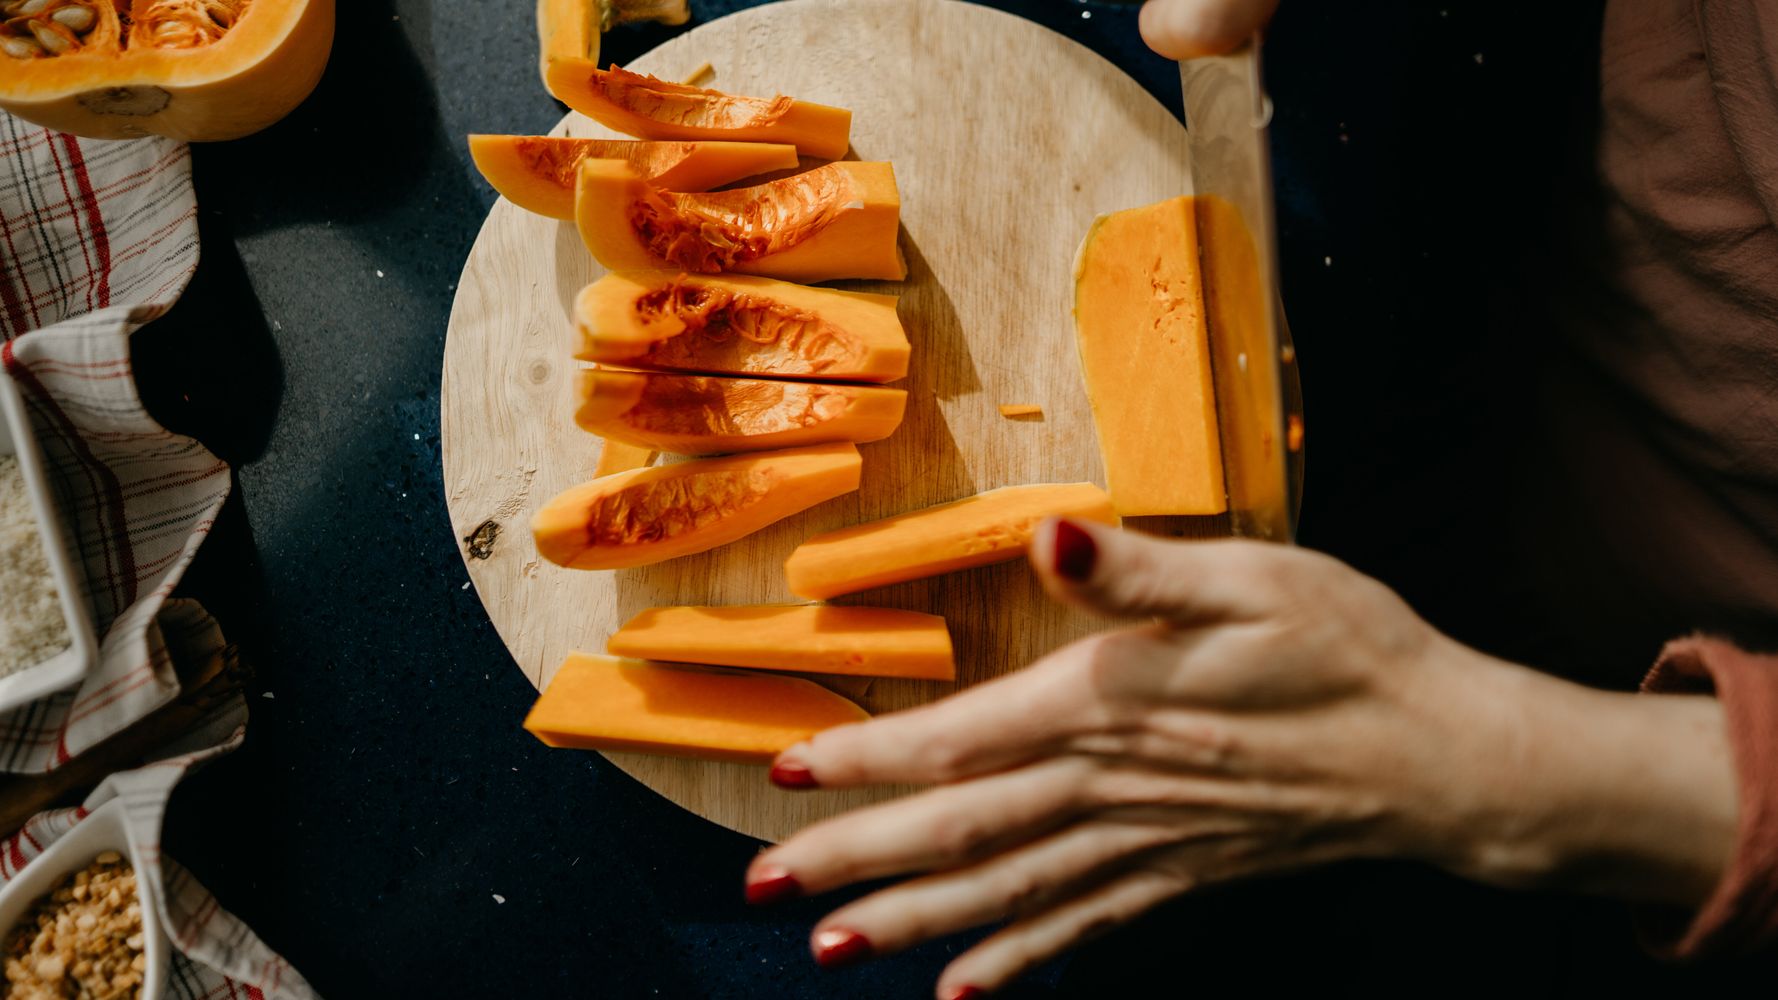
<box><xmin>1441</xmin><ymin>658</ymin><xmax>1738</xmax><ymax>908</ymax></box>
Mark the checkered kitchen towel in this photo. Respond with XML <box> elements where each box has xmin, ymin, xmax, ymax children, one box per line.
<box><xmin>0</xmin><ymin>114</ymin><xmax>319</xmax><ymax>997</ymax></box>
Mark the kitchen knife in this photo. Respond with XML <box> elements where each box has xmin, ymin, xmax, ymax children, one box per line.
<box><xmin>1179</xmin><ymin>40</ymin><xmax>1304</xmax><ymax>542</ymax></box>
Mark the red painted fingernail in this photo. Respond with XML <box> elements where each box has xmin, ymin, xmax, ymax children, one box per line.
<box><xmin>813</xmin><ymin>927</ymin><xmax>873</xmax><ymax>969</ymax></box>
<box><xmin>744</xmin><ymin>867</ymin><xmax>802</xmax><ymax>905</ymax></box>
<box><xmin>1052</xmin><ymin>519</ymin><xmax>1097</xmax><ymax>582</ymax></box>
<box><xmin>942</xmin><ymin>988</ymin><xmax>988</xmax><ymax>1000</ymax></box>
<box><xmin>770</xmin><ymin>760</ymin><xmax>819</xmax><ymax>789</ymax></box>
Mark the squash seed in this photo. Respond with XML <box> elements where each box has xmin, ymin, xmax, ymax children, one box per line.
<box><xmin>0</xmin><ymin>32</ymin><xmax>40</xmax><ymax>57</ymax></box>
<box><xmin>50</xmin><ymin>3</ymin><xmax>93</xmax><ymax>32</ymax></box>
<box><xmin>26</xmin><ymin>18</ymin><xmax>74</xmax><ymax>53</ymax></box>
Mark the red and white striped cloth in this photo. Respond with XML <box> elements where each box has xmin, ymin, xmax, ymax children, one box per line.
<box><xmin>0</xmin><ymin>113</ymin><xmax>318</xmax><ymax>997</ymax></box>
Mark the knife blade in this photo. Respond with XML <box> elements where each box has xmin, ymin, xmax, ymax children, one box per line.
<box><xmin>1179</xmin><ymin>41</ymin><xmax>1304</xmax><ymax>542</ymax></box>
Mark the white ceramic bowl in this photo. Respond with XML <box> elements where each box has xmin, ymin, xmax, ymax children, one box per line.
<box><xmin>0</xmin><ymin>799</ymin><xmax>169</xmax><ymax>999</ymax></box>
<box><xmin>0</xmin><ymin>367</ymin><xmax>98</xmax><ymax>713</ymax></box>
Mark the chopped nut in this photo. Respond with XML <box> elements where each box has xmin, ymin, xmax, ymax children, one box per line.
<box><xmin>4</xmin><ymin>852</ymin><xmax>146</xmax><ymax>999</ymax></box>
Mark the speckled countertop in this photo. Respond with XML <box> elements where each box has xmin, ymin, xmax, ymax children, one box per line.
<box><xmin>121</xmin><ymin>0</ymin><xmax>1757</xmax><ymax>995</ymax></box>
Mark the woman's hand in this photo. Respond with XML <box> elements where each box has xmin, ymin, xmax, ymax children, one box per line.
<box><xmin>747</xmin><ymin>520</ymin><xmax>1739</xmax><ymax>998</ymax></box>
<box><xmin>1139</xmin><ymin>0</ymin><xmax>1280</xmax><ymax>60</ymax></box>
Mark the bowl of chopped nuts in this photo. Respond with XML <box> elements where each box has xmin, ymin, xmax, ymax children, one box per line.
<box><xmin>0</xmin><ymin>799</ymin><xmax>168</xmax><ymax>999</ymax></box>
<box><xmin>0</xmin><ymin>365</ymin><xmax>98</xmax><ymax>715</ymax></box>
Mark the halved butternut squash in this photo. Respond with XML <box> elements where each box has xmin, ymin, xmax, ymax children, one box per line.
<box><xmin>608</xmin><ymin>605</ymin><xmax>955</xmax><ymax>680</ymax></box>
<box><xmin>0</xmin><ymin>0</ymin><xmax>333</xmax><ymax>141</ymax></box>
<box><xmin>545</xmin><ymin>61</ymin><xmax>851</xmax><ymax>159</ymax></box>
<box><xmin>469</xmin><ymin>135</ymin><xmax>798</xmax><ymax>220</ymax></box>
<box><xmin>576</xmin><ymin>159</ymin><xmax>906</xmax><ymax>282</ymax></box>
<box><xmin>534</xmin><ymin>441</ymin><xmax>861</xmax><ymax>569</ymax></box>
<box><xmin>524</xmin><ymin>652</ymin><xmax>868</xmax><ymax>764</ymax></box>
<box><xmin>575</xmin><ymin>369</ymin><xmax>906</xmax><ymax>455</ymax></box>
<box><xmin>785</xmin><ymin>483</ymin><xmax>1120</xmax><ymax>599</ymax></box>
<box><xmin>1074</xmin><ymin>196</ymin><xmax>1227</xmax><ymax>515</ymax></box>
<box><xmin>536</xmin><ymin>0</ymin><xmax>688</xmax><ymax>86</ymax></box>
<box><xmin>575</xmin><ymin>271</ymin><xmax>909</xmax><ymax>381</ymax></box>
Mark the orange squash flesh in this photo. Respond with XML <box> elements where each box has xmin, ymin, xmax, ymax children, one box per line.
<box><xmin>469</xmin><ymin>135</ymin><xmax>798</xmax><ymax>220</ymax></box>
<box><xmin>535</xmin><ymin>0</ymin><xmax>689</xmax><ymax>86</ymax></box>
<box><xmin>546</xmin><ymin>61</ymin><xmax>852</xmax><ymax>159</ymax></box>
<box><xmin>576</xmin><ymin>159</ymin><xmax>906</xmax><ymax>282</ymax></box>
<box><xmin>534</xmin><ymin>441</ymin><xmax>861</xmax><ymax>570</ymax></box>
<box><xmin>576</xmin><ymin>271</ymin><xmax>909</xmax><ymax>382</ymax></box>
<box><xmin>592</xmin><ymin>437</ymin><xmax>656</xmax><ymax>477</ymax></box>
<box><xmin>1073</xmin><ymin>197</ymin><xmax>1228</xmax><ymax>516</ymax></box>
<box><xmin>785</xmin><ymin>484</ymin><xmax>1120</xmax><ymax>600</ymax></box>
<box><xmin>524</xmin><ymin>652</ymin><xmax>868</xmax><ymax>764</ymax></box>
<box><xmin>608</xmin><ymin>605</ymin><xmax>955</xmax><ymax>680</ymax></box>
<box><xmin>0</xmin><ymin>0</ymin><xmax>333</xmax><ymax>141</ymax></box>
<box><xmin>576</xmin><ymin>369</ymin><xmax>907</xmax><ymax>455</ymax></box>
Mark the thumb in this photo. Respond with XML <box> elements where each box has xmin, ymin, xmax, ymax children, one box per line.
<box><xmin>1028</xmin><ymin>517</ymin><xmax>1278</xmax><ymax>624</ymax></box>
<box><xmin>1139</xmin><ymin>0</ymin><xmax>1279</xmax><ymax>60</ymax></box>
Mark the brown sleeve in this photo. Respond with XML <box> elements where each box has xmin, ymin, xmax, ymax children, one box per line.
<box><xmin>1638</xmin><ymin>636</ymin><xmax>1778</xmax><ymax>958</ymax></box>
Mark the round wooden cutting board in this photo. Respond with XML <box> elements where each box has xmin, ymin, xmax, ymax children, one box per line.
<box><xmin>442</xmin><ymin>0</ymin><xmax>1191</xmax><ymax>842</ymax></box>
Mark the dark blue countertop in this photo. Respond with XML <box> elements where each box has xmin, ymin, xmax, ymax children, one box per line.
<box><xmin>124</xmin><ymin>0</ymin><xmax>1760</xmax><ymax>995</ymax></box>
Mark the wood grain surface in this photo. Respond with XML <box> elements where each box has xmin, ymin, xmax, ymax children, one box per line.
<box><xmin>441</xmin><ymin>0</ymin><xmax>1192</xmax><ymax>842</ymax></box>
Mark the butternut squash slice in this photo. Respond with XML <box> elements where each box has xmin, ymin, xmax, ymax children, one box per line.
<box><xmin>524</xmin><ymin>652</ymin><xmax>868</xmax><ymax>764</ymax></box>
<box><xmin>545</xmin><ymin>61</ymin><xmax>852</xmax><ymax>159</ymax></box>
<box><xmin>576</xmin><ymin>159</ymin><xmax>906</xmax><ymax>282</ymax></box>
<box><xmin>575</xmin><ymin>271</ymin><xmax>909</xmax><ymax>382</ymax></box>
<box><xmin>534</xmin><ymin>441</ymin><xmax>861</xmax><ymax>570</ymax></box>
<box><xmin>469</xmin><ymin>135</ymin><xmax>798</xmax><ymax>220</ymax></box>
<box><xmin>0</xmin><ymin>0</ymin><xmax>333</xmax><ymax>141</ymax></box>
<box><xmin>608</xmin><ymin>605</ymin><xmax>955</xmax><ymax>681</ymax></box>
<box><xmin>785</xmin><ymin>483</ymin><xmax>1120</xmax><ymax>600</ymax></box>
<box><xmin>576</xmin><ymin>369</ymin><xmax>906</xmax><ymax>455</ymax></box>
<box><xmin>536</xmin><ymin>0</ymin><xmax>688</xmax><ymax>86</ymax></box>
<box><xmin>1073</xmin><ymin>197</ymin><xmax>1227</xmax><ymax>515</ymax></box>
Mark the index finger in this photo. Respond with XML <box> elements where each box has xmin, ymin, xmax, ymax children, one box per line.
<box><xmin>771</xmin><ymin>628</ymin><xmax>1173</xmax><ymax>790</ymax></box>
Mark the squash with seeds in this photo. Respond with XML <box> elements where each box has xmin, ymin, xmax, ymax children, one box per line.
<box><xmin>0</xmin><ymin>0</ymin><xmax>334</xmax><ymax>141</ymax></box>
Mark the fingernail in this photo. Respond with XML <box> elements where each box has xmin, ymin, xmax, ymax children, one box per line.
<box><xmin>770</xmin><ymin>760</ymin><xmax>819</xmax><ymax>789</ymax></box>
<box><xmin>1052</xmin><ymin>519</ymin><xmax>1097</xmax><ymax>582</ymax></box>
<box><xmin>942</xmin><ymin>987</ymin><xmax>988</xmax><ymax>1000</ymax></box>
<box><xmin>813</xmin><ymin>927</ymin><xmax>873</xmax><ymax>969</ymax></box>
<box><xmin>744</xmin><ymin>866</ymin><xmax>802</xmax><ymax>905</ymax></box>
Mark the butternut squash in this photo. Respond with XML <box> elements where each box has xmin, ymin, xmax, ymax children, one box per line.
<box><xmin>534</xmin><ymin>441</ymin><xmax>861</xmax><ymax>570</ymax></box>
<box><xmin>608</xmin><ymin>605</ymin><xmax>955</xmax><ymax>680</ymax></box>
<box><xmin>535</xmin><ymin>0</ymin><xmax>687</xmax><ymax>86</ymax></box>
<box><xmin>524</xmin><ymin>652</ymin><xmax>868</xmax><ymax>764</ymax></box>
<box><xmin>469</xmin><ymin>135</ymin><xmax>798</xmax><ymax>220</ymax></box>
<box><xmin>545</xmin><ymin>61</ymin><xmax>852</xmax><ymax>159</ymax></box>
<box><xmin>1073</xmin><ymin>196</ymin><xmax>1227</xmax><ymax>515</ymax></box>
<box><xmin>575</xmin><ymin>271</ymin><xmax>909</xmax><ymax>382</ymax></box>
<box><xmin>0</xmin><ymin>0</ymin><xmax>333</xmax><ymax>141</ymax></box>
<box><xmin>575</xmin><ymin>369</ymin><xmax>906</xmax><ymax>455</ymax></box>
<box><xmin>785</xmin><ymin>484</ymin><xmax>1120</xmax><ymax>600</ymax></box>
<box><xmin>576</xmin><ymin>158</ymin><xmax>906</xmax><ymax>282</ymax></box>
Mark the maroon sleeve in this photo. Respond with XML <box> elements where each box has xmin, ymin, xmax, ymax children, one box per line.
<box><xmin>1638</xmin><ymin>636</ymin><xmax>1778</xmax><ymax>958</ymax></box>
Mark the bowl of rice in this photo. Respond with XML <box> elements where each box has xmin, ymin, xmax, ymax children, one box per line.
<box><xmin>0</xmin><ymin>366</ymin><xmax>97</xmax><ymax>714</ymax></box>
